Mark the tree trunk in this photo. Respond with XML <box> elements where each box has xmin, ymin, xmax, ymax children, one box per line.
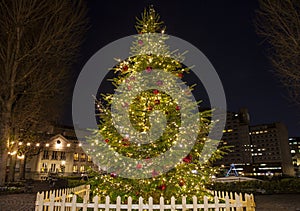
<box><xmin>8</xmin><ymin>154</ymin><xmax>16</xmax><ymax>182</ymax></box>
<box><xmin>0</xmin><ymin>111</ymin><xmax>12</xmax><ymax>185</ymax></box>
<box><xmin>19</xmin><ymin>156</ymin><xmax>26</xmax><ymax>180</ymax></box>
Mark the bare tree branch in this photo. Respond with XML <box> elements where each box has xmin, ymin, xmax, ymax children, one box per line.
<box><xmin>255</xmin><ymin>0</ymin><xmax>300</xmax><ymax>104</ymax></box>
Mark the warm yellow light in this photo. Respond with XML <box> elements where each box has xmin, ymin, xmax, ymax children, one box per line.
<box><xmin>61</xmin><ymin>161</ymin><xmax>66</xmax><ymax>165</ymax></box>
<box><xmin>45</xmin><ymin>143</ymin><xmax>49</xmax><ymax>147</ymax></box>
<box><xmin>18</xmin><ymin>142</ymin><xmax>23</xmax><ymax>146</ymax></box>
<box><xmin>26</xmin><ymin>143</ymin><xmax>31</xmax><ymax>146</ymax></box>
<box><xmin>36</xmin><ymin>143</ymin><xmax>40</xmax><ymax>147</ymax></box>
<box><xmin>67</xmin><ymin>143</ymin><xmax>71</xmax><ymax>147</ymax></box>
<box><xmin>17</xmin><ymin>154</ymin><xmax>24</xmax><ymax>159</ymax></box>
<box><xmin>79</xmin><ymin>143</ymin><xmax>82</xmax><ymax>147</ymax></box>
<box><xmin>11</xmin><ymin>151</ymin><xmax>17</xmax><ymax>155</ymax></box>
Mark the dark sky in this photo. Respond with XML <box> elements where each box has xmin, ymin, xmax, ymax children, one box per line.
<box><xmin>66</xmin><ymin>0</ymin><xmax>300</xmax><ymax>136</ymax></box>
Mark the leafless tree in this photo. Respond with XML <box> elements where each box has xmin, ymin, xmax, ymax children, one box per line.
<box><xmin>0</xmin><ymin>0</ymin><xmax>87</xmax><ymax>185</ymax></box>
<box><xmin>255</xmin><ymin>0</ymin><xmax>300</xmax><ymax>104</ymax></box>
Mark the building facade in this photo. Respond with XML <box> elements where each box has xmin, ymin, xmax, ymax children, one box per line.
<box><xmin>8</xmin><ymin>126</ymin><xmax>98</xmax><ymax>181</ymax></box>
<box><xmin>289</xmin><ymin>137</ymin><xmax>300</xmax><ymax>177</ymax></box>
<box><xmin>250</xmin><ymin>123</ymin><xmax>294</xmax><ymax>176</ymax></box>
<box><xmin>216</xmin><ymin>109</ymin><xmax>294</xmax><ymax>177</ymax></box>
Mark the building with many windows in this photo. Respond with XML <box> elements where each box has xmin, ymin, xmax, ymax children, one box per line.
<box><xmin>216</xmin><ymin>109</ymin><xmax>294</xmax><ymax>177</ymax></box>
<box><xmin>8</xmin><ymin>126</ymin><xmax>98</xmax><ymax>181</ymax></box>
<box><xmin>250</xmin><ymin>123</ymin><xmax>294</xmax><ymax>176</ymax></box>
<box><xmin>289</xmin><ymin>137</ymin><xmax>300</xmax><ymax>177</ymax></box>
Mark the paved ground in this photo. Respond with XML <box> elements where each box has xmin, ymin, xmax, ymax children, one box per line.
<box><xmin>0</xmin><ymin>193</ymin><xmax>35</xmax><ymax>211</ymax></box>
<box><xmin>0</xmin><ymin>192</ymin><xmax>300</xmax><ymax>210</ymax></box>
<box><xmin>255</xmin><ymin>194</ymin><xmax>300</xmax><ymax>211</ymax></box>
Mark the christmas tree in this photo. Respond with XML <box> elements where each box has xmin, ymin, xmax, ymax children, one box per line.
<box><xmin>86</xmin><ymin>6</ymin><xmax>225</xmax><ymax>203</ymax></box>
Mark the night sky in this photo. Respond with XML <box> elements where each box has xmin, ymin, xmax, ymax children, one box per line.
<box><xmin>66</xmin><ymin>0</ymin><xmax>300</xmax><ymax>136</ymax></box>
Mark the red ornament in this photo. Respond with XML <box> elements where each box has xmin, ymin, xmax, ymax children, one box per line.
<box><xmin>153</xmin><ymin>89</ymin><xmax>159</xmax><ymax>95</ymax></box>
<box><xmin>146</xmin><ymin>66</ymin><xmax>152</xmax><ymax>73</ymax></box>
<box><xmin>110</xmin><ymin>172</ymin><xmax>117</xmax><ymax>177</ymax></box>
<box><xmin>122</xmin><ymin>65</ymin><xmax>128</xmax><ymax>71</ymax></box>
<box><xmin>160</xmin><ymin>184</ymin><xmax>166</xmax><ymax>190</ymax></box>
<box><xmin>122</xmin><ymin>138</ymin><xmax>130</xmax><ymax>146</ymax></box>
<box><xmin>127</xmin><ymin>85</ymin><xmax>132</xmax><ymax>91</ymax></box>
<box><xmin>136</xmin><ymin>163</ymin><xmax>142</xmax><ymax>169</ymax></box>
<box><xmin>147</xmin><ymin>106</ymin><xmax>152</xmax><ymax>111</ymax></box>
<box><xmin>177</xmin><ymin>73</ymin><xmax>183</xmax><ymax>78</ymax></box>
<box><xmin>176</xmin><ymin>105</ymin><xmax>181</xmax><ymax>110</ymax></box>
<box><xmin>104</xmin><ymin>139</ymin><xmax>109</xmax><ymax>143</ymax></box>
<box><xmin>183</xmin><ymin>154</ymin><xmax>192</xmax><ymax>163</ymax></box>
<box><xmin>179</xmin><ymin>179</ymin><xmax>185</xmax><ymax>186</ymax></box>
<box><xmin>154</xmin><ymin>99</ymin><xmax>160</xmax><ymax>104</ymax></box>
<box><xmin>138</xmin><ymin>40</ymin><xmax>143</xmax><ymax>45</ymax></box>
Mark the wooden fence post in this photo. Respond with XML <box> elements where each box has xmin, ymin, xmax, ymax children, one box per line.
<box><xmin>138</xmin><ymin>196</ymin><xmax>143</xmax><ymax>211</ymax></box>
<box><xmin>214</xmin><ymin>195</ymin><xmax>219</xmax><ymax>211</ymax></box>
<box><xmin>171</xmin><ymin>196</ymin><xmax>176</xmax><ymax>211</ymax></box>
<box><xmin>94</xmin><ymin>195</ymin><xmax>99</xmax><ymax>211</ymax></box>
<box><xmin>203</xmin><ymin>196</ymin><xmax>208</xmax><ymax>211</ymax></box>
<box><xmin>116</xmin><ymin>196</ymin><xmax>121</xmax><ymax>211</ymax></box>
<box><xmin>182</xmin><ymin>196</ymin><xmax>186</xmax><ymax>211</ymax></box>
<box><xmin>160</xmin><ymin>196</ymin><xmax>164</xmax><ymax>211</ymax></box>
<box><xmin>148</xmin><ymin>197</ymin><xmax>153</xmax><ymax>211</ymax></box>
<box><xmin>128</xmin><ymin>196</ymin><xmax>132</xmax><ymax>211</ymax></box>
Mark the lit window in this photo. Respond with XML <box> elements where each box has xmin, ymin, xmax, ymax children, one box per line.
<box><xmin>41</xmin><ymin>163</ymin><xmax>48</xmax><ymax>173</ymax></box>
<box><xmin>67</xmin><ymin>143</ymin><xmax>71</xmax><ymax>147</ymax></box>
<box><xmin>87</xmin><ymin>155</ymin><xmax>92</xmax><ymax>162</ymax></box>
<box><xmin>80</xmin><ymin>153</ymin><xmax>86</xmax><ymax>161</ymax></box>
<box><xmin>74</xmin><ymin>153</ymin><xmax>79</xmax><ymax>161</ymax></box>
<box><xmin>73</xmin><ymin>165</ymin><xmax>78</xmax><ymax>173</ymax></box>
<box><xmin>80</xmin><ymin>165</ymin><xmax>85</xmax><ymax>172</ymax></box>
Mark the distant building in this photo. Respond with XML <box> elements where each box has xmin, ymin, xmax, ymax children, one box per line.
<box><xmin>216</xmin><ymin>109</ymin><xmax>295</xmax><ymax>177</ymax></box>
<box><xmin>289</xmin><ymin>137</ymin><xmax>300</xmax><ymax>177</ymax></box>
<box><xmin>215</xmin><ymin>108</ymin><xmax>252</xmax><ymax>175</ymax></box>
<box><xmin>250</xmin><ymin>123</ymin><xmax>294</xmax><ymax>177</ymax></box>
<box><xmin>8</xmin><ymin>126</ymin><xmax>98</xmax><ymax>181</ymax></box>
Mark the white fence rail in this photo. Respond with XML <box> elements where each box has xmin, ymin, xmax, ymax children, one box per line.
<box><xmin>35</xmin><ymin>185</ymin><xmax>255</xmax><ymax>211</ymax></box>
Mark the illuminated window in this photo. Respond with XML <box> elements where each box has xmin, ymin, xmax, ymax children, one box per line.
<box><xmin>41</xmin><ymin>163</ymin><xmax>48</xmax><ymax>172</ymax></box>
<box><xmin>87</xmin><ymin>155</ymin><xmax>92</xmax><ymax>162</ymax></box>
<box><xmin>80</xmin><ymin>153</ymin><xmax>86</xmax><ymax>161</ymax></box>
<box><xmin>74</xmin><ymin>153</ymin><xmax>79</xmax><ymax>161</ymax></box>
<box><xmin>80</xmin><ymin>165</ymin><xmax>85</xmax><ymax>172</ymax></box>
<box><xmin>73</xmin><ymin>165</ymin><xmax>78</xmax><ymax>173</ymax></box>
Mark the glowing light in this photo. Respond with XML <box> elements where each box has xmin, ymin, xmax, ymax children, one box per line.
<box><xmin>17</xmin><ymin>154</ymin><xmax>24</xmax><ymax>159</ymax></box>
<box><xmin>45</xmin><ymin>143</ymin><xmax>49</xmax><ymax>147</ymax></box>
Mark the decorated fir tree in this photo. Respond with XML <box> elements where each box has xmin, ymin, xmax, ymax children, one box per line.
<box><xmin>86</xmin><ymin>6</ymin><xmax>225</xmax><ymax>203</ymax></box>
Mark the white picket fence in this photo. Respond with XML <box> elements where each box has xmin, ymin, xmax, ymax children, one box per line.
<box><xmin>35</xmin><ymin>185</ymin><xmax>255</xmax><ymax>211</ymax></box>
